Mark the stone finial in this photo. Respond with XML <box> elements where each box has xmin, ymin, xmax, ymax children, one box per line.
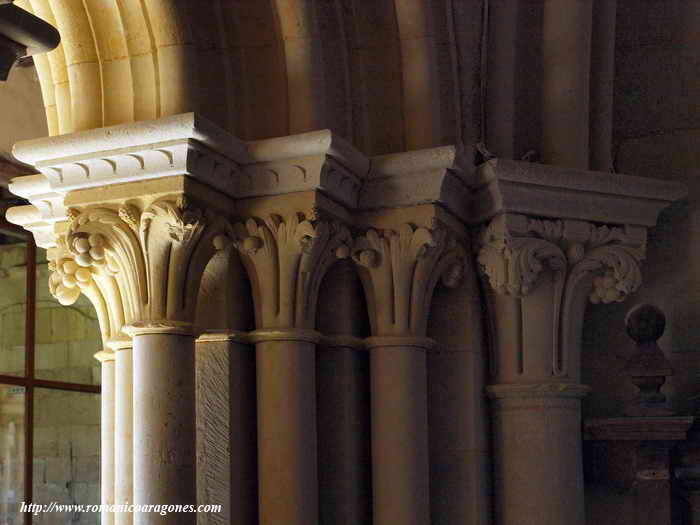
<box><xmin>623</xmin><ymin>303</ymin><xmax>674</xmax><ymax>416</ymax></box>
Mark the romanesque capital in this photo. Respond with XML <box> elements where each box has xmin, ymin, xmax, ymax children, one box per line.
<box><xmin>477</xmin><ymin>213</ymin><xmax>646</xmax><ymax>304</ymax></box>
<box><xmin>351</xmin><ymin>222</ymin><xmax>467</xmax><ymax>337</ymax></box>
<box><xmin>47</xmin><ymin>195</ymin><xmax>226</xmax><ymax>340</ymax></box>
<box><xmin>225</xmin><ymin>212</ymin><xmax>352</xmax><ymax>329</ymax></box>
<box><xmin>476</xmin><ymin>213</ymin><xmax>647</xmax><ymax>380</ymax></box>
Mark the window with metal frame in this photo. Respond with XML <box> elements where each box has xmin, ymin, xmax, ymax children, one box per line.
<box><xmin>0</xmin><ymin>218</ymin><xmax>101</xmax><ymax>525</ymax></box>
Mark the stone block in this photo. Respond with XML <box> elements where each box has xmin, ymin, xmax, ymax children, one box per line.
<box><xmin>3</xmin><ymin>311</ymin><xmax>24</xmax><ymax>347</ymax></box>
<box><xmin>67</xmin><ymin>366</ymin><xmax>93</xmax><ymax>385</ymax></box>
<box><xmin>0</xmin><ymin>345</ymin><xmax>23</xmax><ymax>375</ymax></box>
<box><xmin>35</xmin><ymin>308</ymin><xmax>51</xmax><ymax>344</ymax></box>
<box><xmin>70</xmin><ymin>425</ymin><xmax>100</xmax><ymax>457</ymax></box>
<box><xmin>69</xmin><ymin>394</ymin><xmax>100</xmax><ymax>424</ymax></box>
<box><xmin>72</xmin><ymin>456</ymin><xmax>99</xmax><ymax>483</ymax></box>
<box><xmin>36</xmin><ymin>342</ymin><xmax>68</xmax><ymax>373</ymax></box>
<box><xmin>90</xmin><ymin>366</ymin><xmax>100</xmax><ymax>385</ymax></box>
<box><xmin>45</xmin><ymin>457</ymin><xmax>71</xmax><ymax>484</ymax></box>
<box><xmin>50</xmin><ymin>308</ymin><xmax>70</xmax><ymax>343</ymax></box>
<box><xmin>69</xmin><ymin>340</ymin><xmax>100</xmax><ymax>368</ymax></box>
<box><xmin>33</xmin><ymin>426</ymin><xmax>58</xmax><ymax>457</ymax></box>
<box><xmin>73</xmin><ymin>480</ymin><xmax>99</xmax><ymax>506</ymax></box>
<box><xmin>67</xmin><ymin>309</ymin><xmax>86</xmax><ymax>341</ymax></box>
<box><xmin>9</xmin><ymin>345</ymin><xmax>24</xmax><ymax>374</ymax></box>
<box><xmin>56</xmin><ymin>425</ymin><xmax>72</xmax><ymax>457</ymax></box>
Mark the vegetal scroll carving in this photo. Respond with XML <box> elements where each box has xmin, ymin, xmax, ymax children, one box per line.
<box><xmin>351</xmin><ymin>222</ymin><xmax>467</xmax><ymax>336</ymax></box>
<box><xmin>229</xmin><ymin>213</ymin><xmax>352</xmax><ymax>328</ymax></box>
<box><xmin>48</xmin><ymin>197</ymin><xmax>221</xmax><ymax>340</ymax></box>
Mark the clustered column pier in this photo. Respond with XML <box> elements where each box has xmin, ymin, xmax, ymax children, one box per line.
<box><xmin>5</xmin><ymin>114</ymin><xmax>685</xmax><ymax>525</ymax></box>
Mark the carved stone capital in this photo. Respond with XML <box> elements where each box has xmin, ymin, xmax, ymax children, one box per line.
<box><xmin>477</xmin><ymin>213</ymin><xmax>646</xmax><ymax>304</ymax></box>
<box><xmin>351</xmin><ymin>222</ymin><xmax>467</xmax><ymax>337</ymax></box>
<box><xmin>47</xmin><ymin>195</ymin><xmax>225</xmax><ymax>341</ymax></box>
<box><xmin>226</xmin><ymin>213</ymin><xmax>352</xmax><ymax>330</ymax></box>
<box><xmin>477</xmin><ymin>213</ymin><xmax>648</xmax><ymax>381</ymax></box>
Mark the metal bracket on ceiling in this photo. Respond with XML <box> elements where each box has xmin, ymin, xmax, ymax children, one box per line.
<box><xmin>0</xmin><ymin>1</ymin><xmax>59</xmax><ymax>81</ymax></box>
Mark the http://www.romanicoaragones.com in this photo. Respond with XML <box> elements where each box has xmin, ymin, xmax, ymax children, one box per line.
<box><xmin>20</xmin><ymin>502</ymin><xmax>222</xmax><ymax>516</ymax></box>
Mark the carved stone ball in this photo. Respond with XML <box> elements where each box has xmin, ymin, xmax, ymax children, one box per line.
<box><xmin>212</xmin><ymin>235</ymin><xmax>229</xmax><ymax>251</ymax></box>
<box><xmin>358</xmin><ymin>249</ymin><xmax>378</xmax><ymax>267</ymax></box>
<box><xmin>442</xmin><ymin>261</ymin><xmax>464</xmax><ymax>288</ymax></box>
<box><xmin>625</xmin><ymin>303</ymin><xmax>666</xmax><ymax>344</ymax></box>
<box><xmin>335</xmin><ymin>244</ymin><xmax>350</xmax><ymax>259</ymax></box>
<box><xmin>242</xmin><ymin>236</ymin><xmax>262</xmax><ymax>254</ymax></box>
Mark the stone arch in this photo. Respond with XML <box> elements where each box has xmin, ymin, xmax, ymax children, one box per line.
<box><xmin>16</xmin><ymin>0</ymin><xmax>482</xmax><ymax>155</ymax></box>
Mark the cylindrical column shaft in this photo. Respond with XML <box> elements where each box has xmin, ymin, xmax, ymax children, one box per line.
<box><xmin>252</xmin><ymin>330</ymin><xmax>319</xmax><ymax>525</ymax></box>
<box><xmin>195</xmin><ymin>334</ymin><xmax>257</xmax><ymax>525</ymax></box>
<box><xmin>367</xmin><ymin>337</ymin><xmax>431</xmax><ymax>525</ymax></box>
<box><xmin>115</xmin><ymin>346</ymin><xmax>133</xmax><ymax>525</ymax></box>
<box><xmin>589</xmin><ymin>0</ymin><xmax>617</xmax><ymax>171</ymax></box>
<box><xmin>485</xmin><ymin>0</ymin><xmax>520</xmax><ymax>159</ymax></box>
<box><xmin>132</xmin><ymin>331</ymin><xmax>196</xmax><ymax>525</ymax></box>
<box><xmin>489</xmin><ymin>385</ymin><xmax>588</xmax><ymax>525</ymax></box>
<box><xmin>541</xmin><ymin>0</ymin><xmax>593</xmax><ymax>168</ymax></box>
<box><xmin>97</xmin><ymin>352</ymin><xmax>116</xmax><ymax>525</ymax></box>
<box><xmin>317</xmin><ymin>340</ymin><xmax>371</xmax><ymax>525</ymax></box>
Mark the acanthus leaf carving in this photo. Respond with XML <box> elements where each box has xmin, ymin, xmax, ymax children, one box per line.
<box><xmin>477</xmin><ymin>214</ymin><xmax>645</xmax><ymax>304</ymax></box>
<box><xmin>477</xmin><ymin>216</ymin><xmax>566</xmax><ymax>298</ymax></box>
<box><xmin>118</xmin><ymin>204</ymin><xmax>140</xmax><ymax>232</ymax></box>
<box><xmin>230</xmin><ymin>213</ymin><xmax>351</xmax><ymax>329</ymax></box>
<box><xmin>351</xmin><ymin>222</ymin><xmax>467</xmax><ymax>336</ymax></box>
<box><xmin>52</xmin><ymin>196</ymin><xmax>220</xmax><ymax>337</ymax></box>
<box><xmin>477</xmin><ymin>213</ymin><xmax>647</xmax><ymax>378</ymax></box>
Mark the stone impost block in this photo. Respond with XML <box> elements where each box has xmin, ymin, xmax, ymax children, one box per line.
<box><xmin>472</xmin><ymin>158</ymin><xmax>687</xmax><ymax>227</ymax></box>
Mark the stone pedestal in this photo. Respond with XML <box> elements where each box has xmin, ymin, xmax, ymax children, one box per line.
<box><xmin>585</xmin><ymin>417</ymin><xmax>693</xmax><ymax>525</ymax></box>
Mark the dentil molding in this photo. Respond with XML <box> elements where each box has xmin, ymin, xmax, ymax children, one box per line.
<box><xmin>6</xmin><ymin>113</ymin><xmax>468</xmax><ymax>248</ymax></box>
